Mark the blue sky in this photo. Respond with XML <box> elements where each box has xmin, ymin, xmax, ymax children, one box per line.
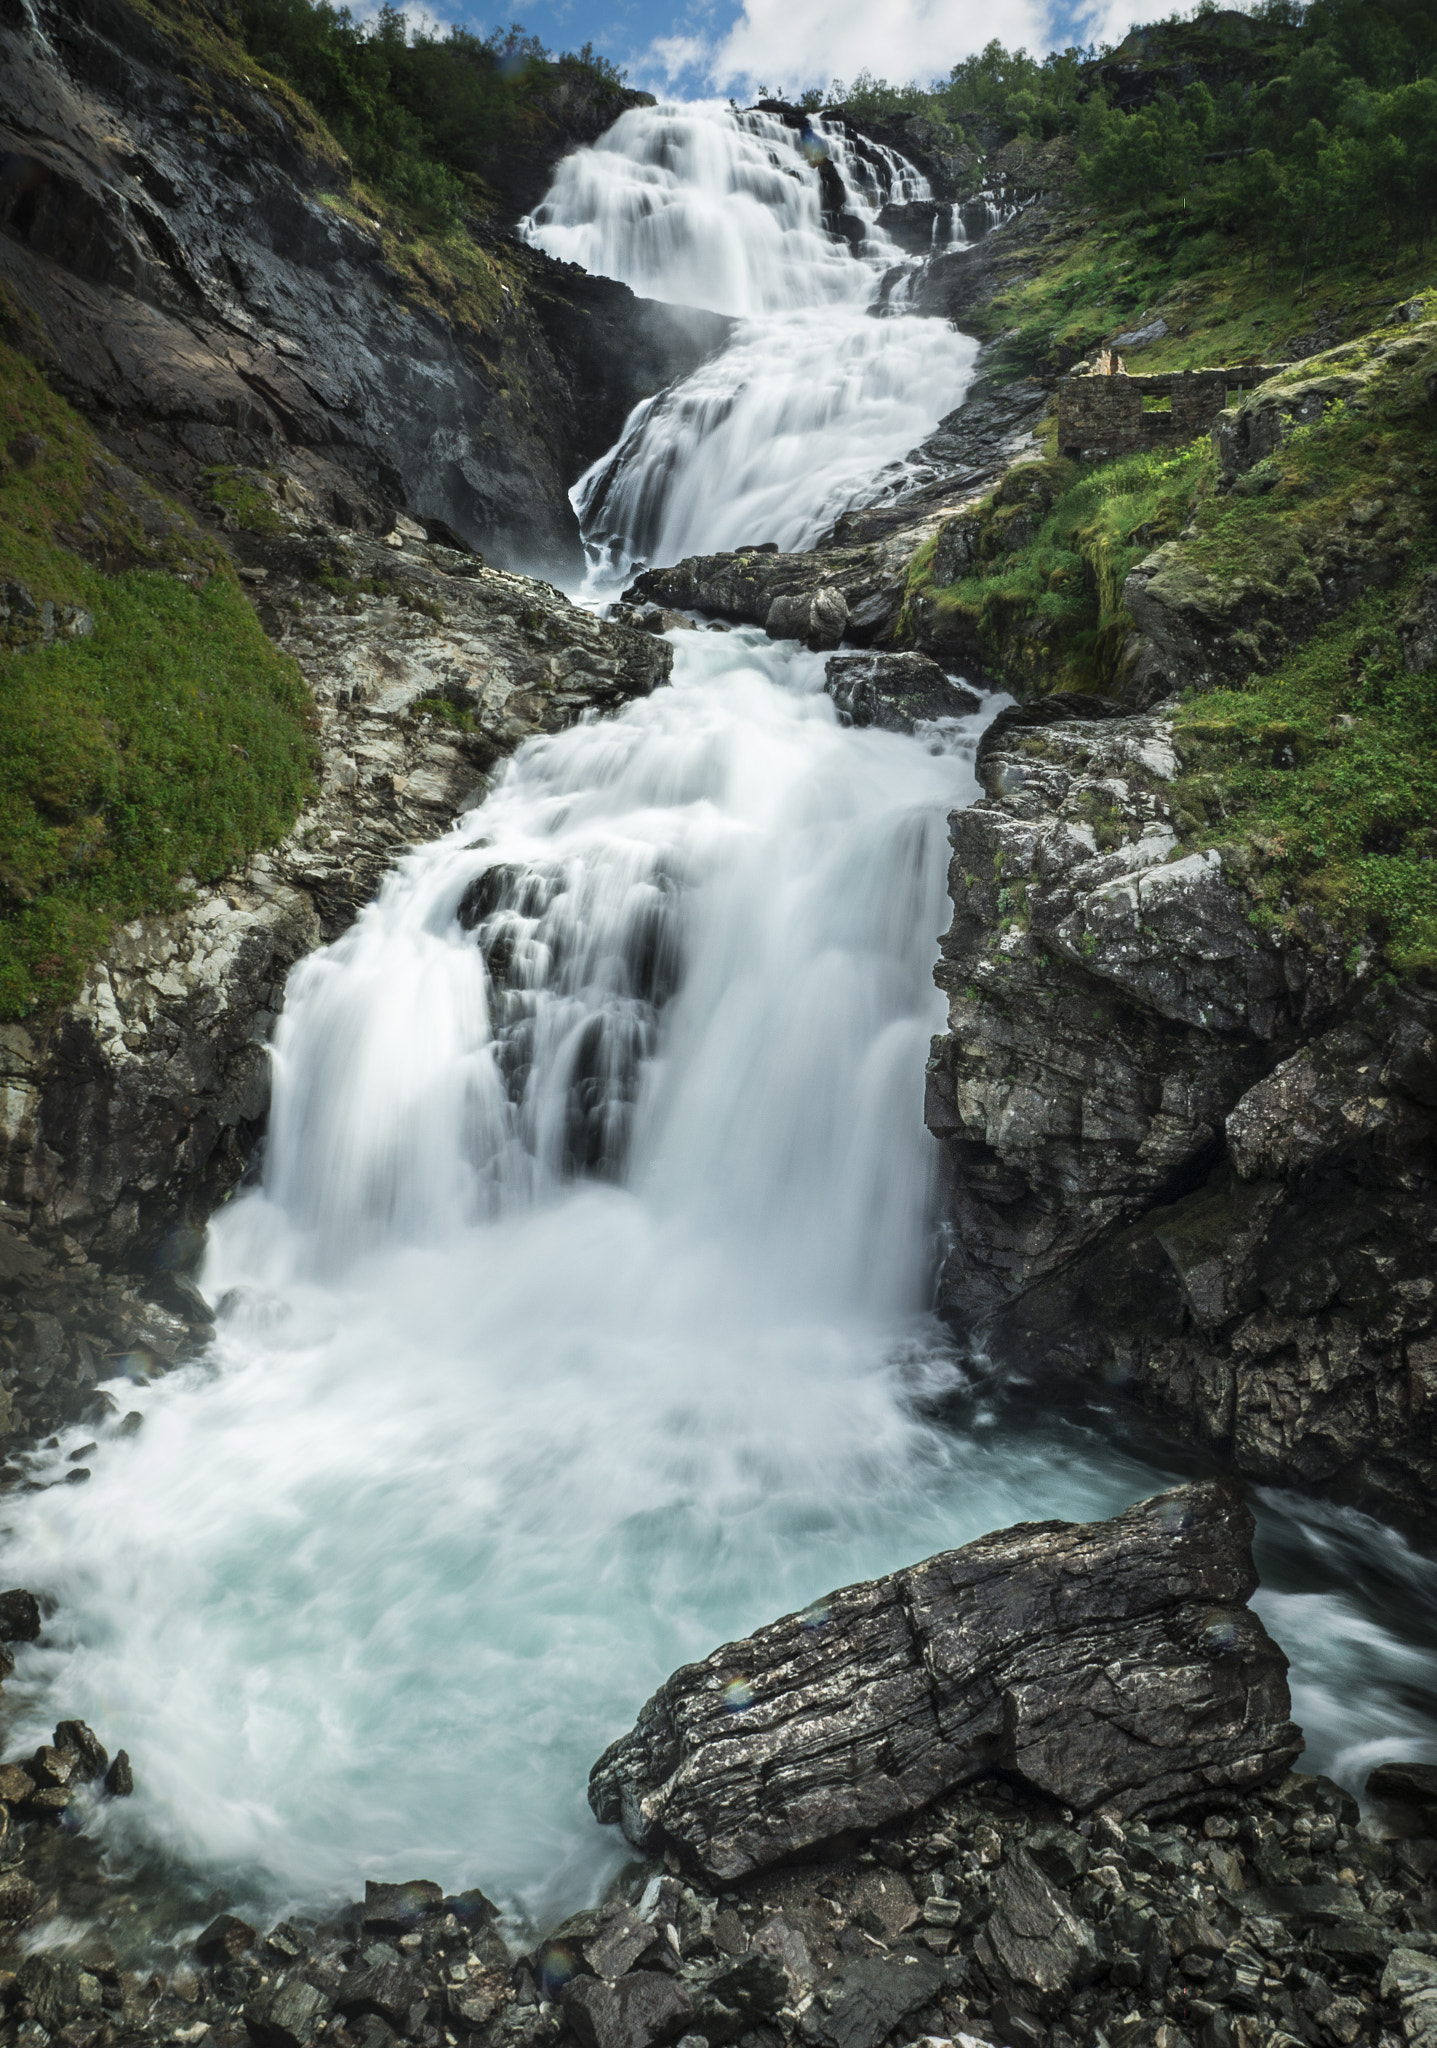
<box><xmin>391</xmin><ymin>0</ymin><xmax>1170</xmax><ymax>98</ymax></box>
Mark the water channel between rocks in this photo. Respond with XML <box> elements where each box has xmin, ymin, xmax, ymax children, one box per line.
<box><xmin>1</xmin><ymin>100</ymin><xmax>1435</xmax><ymax>1951</ymax></box>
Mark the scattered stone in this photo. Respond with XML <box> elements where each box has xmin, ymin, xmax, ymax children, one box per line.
<box><xmin>103</xmin><ymin>1748</ymin><xmax>134</xmax><ymax>1796</ymax></box>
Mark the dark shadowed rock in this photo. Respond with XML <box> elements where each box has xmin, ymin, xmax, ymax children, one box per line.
<box><xmin>196</xmin><ymin>1912</ymin><xmax>258</xmax><ymax>1963</ymax></box>
<box><xmin>589</xmin><ymin>1482</ymin><xmax>1298</xmax><ymax>1881</ymax></box>
<box><xmin>103</xmin><ymin>1749</ymin><xmax>133</xmax><ymax>1797</ymax></box>
<box><xmin>824</xmin><ymin>652</ymin><xmax>980</xmax><ymax>732</ymax></box>
<box><xmin>0</xmin><ymin>1590</ymin><xmax>41</xmax><ymax>1641</ymax></box>
<box><xmin>974</xmin><ymin>1850</ymin><xmax>1101</xmax><ymax>2014</ymax></box>
<box><xmin>797</xmin><ymin>1951</ymin><xmax>945</xmax><ymax>2048</ymax></box>
<box><xmin>562</xmin><ymin>1970</ymin><xmax>693</xmax><ymax>2048</ymax></box>
<box><xmin>362</xmin><ymin>1877</ymin><xmax>444</xmax><ymax>1931</ymax></box>
<box><xmin>245</xmin><ymin>1972</ymin><xmax>332</xmax><ymax>2048</ymax></box>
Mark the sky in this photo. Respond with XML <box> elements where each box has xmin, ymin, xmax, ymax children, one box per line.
<box><xmin>379</xmin><ymin>0</ymin><xmax>1170</xmax><ymax>100</ymax></box>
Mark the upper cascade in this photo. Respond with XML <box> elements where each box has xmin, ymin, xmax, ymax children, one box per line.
<box><xmin>522</xmin><ymin>101</ymin><xmax>927</xmax><ymax>317</ymax></box>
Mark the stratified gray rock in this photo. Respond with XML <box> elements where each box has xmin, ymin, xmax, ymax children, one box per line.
<box><xmin>924</xmin><ymin>703</ymin><xmax>1437</xmax><ymax>1526</ymax></box>
<box><xmin>589</xmin><ymin>1481</ymin><xmax>1298</xmax><ymax>1882</ymax></box>
<box><xmin>824</xmin><ymin>653</ymin><xmax>980</xmax><ymax>732</ymax></box>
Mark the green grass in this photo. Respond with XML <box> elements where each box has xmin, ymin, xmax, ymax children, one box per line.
<box><xmin>907</xmin><ymin>440</ymin><xmax>1213</xmax><ymax>694</ymax></box>
<box><xmin>0</xmin><ymin>323</ymin><xmax>314</xmax><ymax>1018</ymax></box>
<box><xmin>1170</xmin><ymin>578</ymin><xmax>1437</xmax><ymax>973</ymax></box>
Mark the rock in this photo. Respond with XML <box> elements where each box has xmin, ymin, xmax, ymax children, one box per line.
<box><xmin>1111</xmin><ymin>317</ymin><xmax>1170</xmax><ymax>350</ymax></box>
<box><xmin>585</xmin><ymin>1907</ymin><xmax>663</xmax><ymax>1979</ymax></box>
<box><xmin>765</xmin><ymin>584</ymin><xmax>849</xmax><ymax>650</ymax></box>
<box><xmin>0</xmin><ymin>1765</ymin><xmax>32</xmax><ymax>1805</ymax></box>
<box><xmin>1368</xmin><ymin>1762</ymin><xmax>1437</xmax><ymax>1832</ymax></box>
<box><xmin>245</xmin><ymin>1972</ymin><xmax>332</xmax><ymax>2048</ymax></box>
<box><xmin>975</xmin><ymin>1851</ymin><xmax>1100</xmax><ymax>2014</ymax></box>
<box><xmin>196</xmin><ymin>1912</ymin><xmax>258</xmax><ymax>1963</ymax></box>
<box><xmin>924</xmin><ymin>700</ymin><xmax>1437</xmax><ymax>1525</ymax></box>
<box><xmin>29</xmin><ymin>1743</ymin><xmax>76</xmax><ymax>1786</ymax></box>
<box><xmin>589</xmin><ymin>1481</ymin><xmax>1298</xmax><ymax>1881</ymax></box>
<box><xmin>823</xmin><ymin>653</ymin><xmax>980</xmax><ymax>732</ymax></box>
<box><xmin>361</xmin><ymin>1877</ymin><xmax>444</xmax><ymax>1931</ymax></box>
<box><xmin>103</xmin><ymin>1748</ymin><xmax>134</xmax><ymax>1796</ymax></box>
<box><xmin>0</xmin><ymin>1588</ymin><xmax>41</xmax><ymax>1640</ymax></box>
<box><xmin>336</xmin><ymin>1956</ymin><xmax>428</xmax><ymax>2029</ymax></box>
<box><xmin>1381</xmin><ymin>1949</ymin><xmax>1437</xmax><ymax>2048</ymax></box>
<box><xmin>1026</xmin><ymin>1826</ymin><xmax>1089</xmax><ymax>1889</ymax></box>
<box><xmin>0</xmin><ymin>1869</ymin><xmax>38</xmax><ymax>1921</ymax></box>
<box><xmin>797</xmin><ymin>1951</ymin><xmax>945</xmax><ymax>2048</ymax></box>
<box><xmin>562</xmin><ymin>1970</ymin><xmax>694</xmax><ymax>2048</ymax></box>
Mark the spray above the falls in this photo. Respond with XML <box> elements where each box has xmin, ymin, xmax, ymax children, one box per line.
<box><xmin>523</xmin><ymin>103</ymin><xmax>979</xmax><ymax>570</ymax></box>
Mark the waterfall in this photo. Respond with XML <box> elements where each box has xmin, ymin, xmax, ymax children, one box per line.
<box><xmin>522</xmin><ymin>103</ymin><xmax>978</xmax><ymax>570</ymax></box>
<box><xmin>1</xmin><ymin>97</ymin><xmax>1433</xmax><ymax>1944</ymax></box>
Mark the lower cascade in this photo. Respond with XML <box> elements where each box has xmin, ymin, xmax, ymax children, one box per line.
<box><xmin>2</xmin><ymin>94</ymin><xmax>1435</xmax><ymax>1945</ymax></box>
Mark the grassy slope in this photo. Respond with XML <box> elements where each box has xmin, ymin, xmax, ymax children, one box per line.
<box><xmin>904</xmin><ymin>175</ymin><xmax>1437</xmax><ymax>973</ymax></box>
<box><xmin>0</xmin><ymin>309</ymin><xmax>315</xmax><ymax>1019</ymax></box>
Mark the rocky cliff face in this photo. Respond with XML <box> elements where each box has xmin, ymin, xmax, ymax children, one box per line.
<box><xmin>0</xmin><ymin>0</ymin><xmax>724</xmax><ymax>575</ymax></box>
<box><xmin>924</xmin><ymin>703</ymin><xmax>1437</xmax><ymax>1528</ymax></box>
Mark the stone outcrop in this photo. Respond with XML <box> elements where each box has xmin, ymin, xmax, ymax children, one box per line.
<box><xmin>823</xmin><ymin>652</ymin><xmax>980</xmax><ymax>732</ymax></box>
<box><xmin>0</xmin><ymin>0</ymin><xmax>722</xmax><ymax>574</ymax></box>
<box><xmin>589</xmin><ymin>1482</ymin><xmax>1298</xmax><ymax>1884</ymax></box>
<box><xmin>1121</xmin><ymin>324</ymin><xmax>1436</xmax><ymax>704</ymax></box>
<box><xmin>924</xmin><ymin>706</ymin><xmax>1437</xmax><ymax>1524</ymax></box>
<box><xmin>0</xmin><ymin>504</ymin><xmax>670</xmax><ymax>1461</ymax></box>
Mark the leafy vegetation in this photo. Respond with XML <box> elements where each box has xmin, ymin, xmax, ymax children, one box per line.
<box><xmin>0</xmin><ymin>326</ymin><xmax>314</xmax><ymax>1018</ymax></box>
<box><xmin>236</xmin><ymin>0</ymin><xmax>627</xmax><ymax>227</ymax></box>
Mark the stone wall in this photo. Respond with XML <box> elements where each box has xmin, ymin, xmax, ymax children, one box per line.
<box><xmin>1057</xmin><ymin>365</ymin><xmax>1286</xmax><ymax>459</ymax></box>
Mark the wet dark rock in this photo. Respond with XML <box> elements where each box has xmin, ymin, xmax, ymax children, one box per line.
<box><xmin>1368</xmin><ymin>1762</ymin><xmax>1437</xmax><ymax>1816</ymax></box>
<box><xmin>824</xmin><ymin>653</ymin><xmax>980</xmax><ymax>732</ymax></box>
<box><xmin>196</xmin><ymin>1911</ymin><xmax>259</xmax><ymax>1963</ymax></box>
<box><xmin>0</xmin><ymin>1588</ymin><xmax>41</xmax><ymax>1640</ymax></box>
<box><xmin>362</xmin><ymin>1879</ymin><xmax>445</xmax><ymax>1932</ymax></box>
<box><xmin>590</xmin><ymin>1482</ymin><xmax>1297</xmax><ymax>1882</ymax></box>
<box><xmin>337</xmin><ymin>1955</ymin><xmax>429</xmax><ymax>2029</ymax></box>
<box><xmin>103</xmin><ymin>1747</ymin><xmax>133</xmax><ymax>1797</ymax></box>
<box><xmin>797</xmin><ymin>1951</ymin><xmax>945</xmax><ymax>2048</ymax></box>
<box><xmin>246</xmin><ymin>1970</ymin><xmax>333</xmax><ymax>2048</ymax></box>
<box><xmin>563</xmin><ymin>1969</ymin><xmax>693</xmax><ymax>2048</ymax></box>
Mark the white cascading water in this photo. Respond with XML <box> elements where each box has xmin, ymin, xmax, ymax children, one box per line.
<box><xmin>523</xmin><ymin>104</ymin><xmax>979</xmax><ymax>569</ymax></box>
<box><xmin>3</xmin><ymin>101</ymin><xmax>1435</xmax><ymax>1941</ymax></box>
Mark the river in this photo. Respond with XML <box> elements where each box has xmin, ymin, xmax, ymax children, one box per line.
<box><xmin>2</xmin><ymin>102</ymin><xmax>1434</xmax><ymax>1943</ymax></box>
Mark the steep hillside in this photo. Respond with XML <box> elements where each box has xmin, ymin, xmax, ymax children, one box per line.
<box><xmin>0</xmin><ymin>0</ymin><xmax>726</xmax><ymax>573</ymax></box>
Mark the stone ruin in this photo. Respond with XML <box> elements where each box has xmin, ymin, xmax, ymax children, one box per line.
<box><xmin>1057</xmin><ymin>356</ymin><xmax>1288</xmax><ymax>459</ymax></box>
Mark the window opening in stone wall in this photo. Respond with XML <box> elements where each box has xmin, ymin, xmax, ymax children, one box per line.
<box><xmin>1142</xmin><ymin>394</ymin><xmax>1173</xmax><ymax>413</ymax></box>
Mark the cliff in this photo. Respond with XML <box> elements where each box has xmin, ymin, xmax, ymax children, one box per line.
<box><xmin>0</xmin><ymin>0</ymin><xmax>726</xmax><ymax>576</ymax></box>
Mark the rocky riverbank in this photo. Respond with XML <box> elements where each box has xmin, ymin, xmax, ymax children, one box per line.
<box><xmin>2</xmin><ymin>1486</ymin><xmax>1435</xmax><ymax>2048</ymax></box>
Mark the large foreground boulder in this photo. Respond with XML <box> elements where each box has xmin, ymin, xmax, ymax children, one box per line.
<box><xmin>589</xmin><ymin>1481</ymin><xmax>1299</xmax><ymax>1881</ymax></box>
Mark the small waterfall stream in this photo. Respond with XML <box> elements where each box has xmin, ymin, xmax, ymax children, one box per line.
<box><xmin>1</xmin><ymin>101</ymin><xmax>1434</xmax><ymax>1937</ymax></box>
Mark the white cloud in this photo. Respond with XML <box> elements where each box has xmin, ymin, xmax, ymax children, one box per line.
<box><xmin>701</xmin><ymin>0</ymin><xmax>1062</xmax><ymax>95</ymax></box>
<box><xmin>647</xmin><ymin>30</ymin><xmax>718</xmax><ymax>81</ymax></box>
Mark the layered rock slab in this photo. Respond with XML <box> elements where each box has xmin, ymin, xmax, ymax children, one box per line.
<box><xmin>589</xmin><ymin>1481</ymin><xmax>1299</xmax><ymax>1882</ymax></box>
